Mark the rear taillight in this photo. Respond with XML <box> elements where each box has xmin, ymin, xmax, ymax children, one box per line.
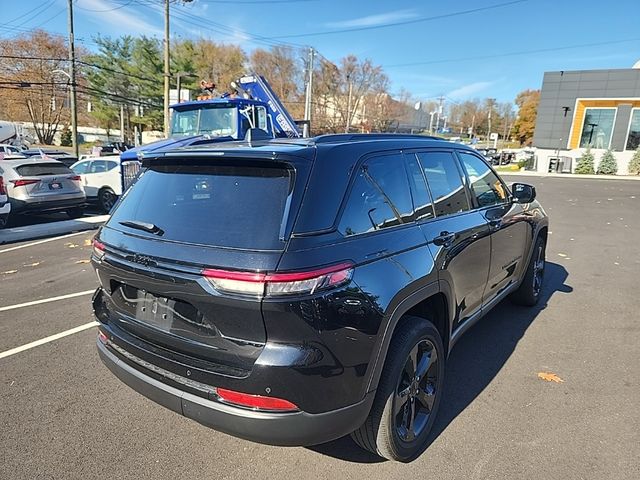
<box><xmin>0</xmin><ymin>176</ymin><xmax>6</xmax><ymax>195</ymax></box>
<box><xmin>11</xmin><ymin>179</ymin><xmax>40</xmax><ymax>187</ymax></box>
<box><xmin>215</xmin><ymin>388</ymin><xmax>299</xmax><ymax>412</ymax></box>
<box><xmin>202</xmin><ymin>262</ymin><xmax>354</xmax><ymax>296</ymax></box>
<box><xmin>69</xmin><ymin>175</ymin><xmax>82</xmax><ymax>181</ymax></box>
<box><xmin>92</xmin><ymin>238</ymin><xmax>106</xmax><ymax>260</ymax></box>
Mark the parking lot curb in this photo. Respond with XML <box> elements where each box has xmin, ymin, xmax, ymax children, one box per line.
<box><xmin>0</xmin><ymin>215</ymin><xmax>109</xmax><ymax>245</ymax></box>
<box><xmin>500</xmin><ymin>171</ymin><xmax>640</xmax><ymax>181</ymax></box>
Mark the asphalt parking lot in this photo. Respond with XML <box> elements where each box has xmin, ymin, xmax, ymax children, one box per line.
<box><xmin>1</xmin><ymin>174</ymin><xmax>638</xmax><ymax>480</ymax></box>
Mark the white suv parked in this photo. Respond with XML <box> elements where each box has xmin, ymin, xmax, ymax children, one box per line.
<box><xmin>71</xmin><ymin>156</ymin><xmax>122</xmax><ymax>213</ymax></box>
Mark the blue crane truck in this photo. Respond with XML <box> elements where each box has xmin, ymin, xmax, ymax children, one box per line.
<box><xmin>119</xmin><ymin>73</ymin><xmax>303</xmax><ymax>190</ymax></box>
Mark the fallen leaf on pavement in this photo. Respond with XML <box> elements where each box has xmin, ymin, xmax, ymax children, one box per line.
<box><xmin>538</xmin><ymin>372</ymin><xmax>564</xmax><ymax>383</ymax></box>
<box><xmin>75</xmin><ymin>260</ymin><xmax>90</xmax><ymax>264</ymax></box>
<box><xmin>2</xmin><ymin>270</ymin><xmax>18</xmax><ymax>274</ymax></box>
<box><xmin>84</xmin><ymin>239</ymin><xmax>92</xmax><ymax>246</ymax></box>
<box><xmin>66</xmin><ymin>244</ymin><xmax>79</xmax><ymax>248</ymax></box>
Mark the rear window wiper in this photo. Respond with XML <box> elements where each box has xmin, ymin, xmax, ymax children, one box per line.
<box><xmin>119</xmin><ymin>220</ymin><xmax>165</xmax><ymax>236</ymax></box>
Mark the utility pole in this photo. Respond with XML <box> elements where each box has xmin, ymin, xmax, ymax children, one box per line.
<box><xmin>435</xmin><ymin>96</ymin><xmax>445</xmax><ymax>133</ymax></box>
<box><xmin>163</xmin><ymin>0</ymin><xmax>171</xmax><ymax>136</ymax></box>
<box><xmin>303</xmin><ymin>47</ymin><xmax>315</xmax><ymax>137</ymax></box>
<box><xmin>345</xmin><ymin>74</ymin><xmax>353</xmax><ymax>134</ymax></box>
<box><xmin>120</xmin><ymin>104</ymin><xmax>125</xmax><ymax>142</ymax></box>
<box><xmin>486</xmin><ymin>98</ymin><xmax>495</xmax><ymax>143</ymax></box>
<box><xmin>66</xmin><ymin>0</ymin><xmax>78</xmax><ymax>158</ymax></box>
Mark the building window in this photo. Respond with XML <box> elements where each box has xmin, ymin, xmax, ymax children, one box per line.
<box><xmin>626</xmin><ymin>109</ymin><xmax>640</xmax><ymax>151</ymax></box>
<box><xmin>579</xmin><ymin>108</ymin><xmax>615</xmax><ymax>149</ymax></box>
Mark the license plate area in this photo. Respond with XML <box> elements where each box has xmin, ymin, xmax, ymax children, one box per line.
<box><xmin>49</xmin><ymin>182</ymin><xmax>63</xmax><ymax>190</ymax></box>
<box><xmin>136</xmin><ymin>290</ymin><xmax>175</xmax><ymax>332</ymax></box>
<box><xmin>114</xmin><ymin>284</ymin><xmax>218</xmax><ymax>341</ymax></box>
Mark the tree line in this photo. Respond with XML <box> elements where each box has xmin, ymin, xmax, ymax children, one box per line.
<box><xmin>0</xmin><ymin>30</ymin><xmax>539</xmax><ymax>145</ymax></box>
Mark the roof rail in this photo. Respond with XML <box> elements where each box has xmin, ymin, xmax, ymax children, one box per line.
<box><xmin>312</xmin><ymin>133</ymin><xmax>443</xmax><ymax>144</ymax></box>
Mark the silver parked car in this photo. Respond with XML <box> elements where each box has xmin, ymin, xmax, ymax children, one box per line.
<box><xmin>0</xmin><ymin>157</ymin><xmax>86</xmax><ymax>223</ymax></box>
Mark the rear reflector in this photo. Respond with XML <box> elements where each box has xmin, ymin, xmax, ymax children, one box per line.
<box><xmin>0</xmin><ymin>176</ymin><xmax>6</xmax><ymax>195</ymax></box>
<box><xmin>92</xmin><ymin>238</ymin><xmax>106</xmax><ymax>260</ymax></box>
<box><xmin>98</xmin><ymin>331</ymin><xmax>108</xmax><ymax>344</ymax></box>
<box><xmin>11</xmin><ymin>179</ymin><xmax>40</xmax><ymax>187</ymax></box>
<box><xmin>202</xmin><ymin>262</ymin><xmax>354</xmax><ymax>296</ymax></box>
<box><xmin>215</xmin><ymin>388</ymin><xmax>298</xmax><ymax>412</ymax></box>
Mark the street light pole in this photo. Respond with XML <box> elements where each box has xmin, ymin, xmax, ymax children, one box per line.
<box><xmin>66</xmin><ymin>0</ymin><xmax>78</xmax><ymax>158</ymax></box>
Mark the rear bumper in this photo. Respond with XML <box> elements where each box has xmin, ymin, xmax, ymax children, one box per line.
<box><xmin>10</xmin><ymin>196</ymin><xmax>86</xmax><ymax>213</ymax></box>
<box><xmin>97</xmin><ymin>339</ymin><xmax>374</xmax><ymax>446</ymax></box>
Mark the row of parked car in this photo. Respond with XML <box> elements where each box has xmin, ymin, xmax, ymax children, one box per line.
<box><xmin>0</xmin><ymin>145</ymin><xmax>122</xmax><ymax>228</ymax></box>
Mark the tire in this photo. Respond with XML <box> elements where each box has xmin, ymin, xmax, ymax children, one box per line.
<box><xmin>511</xmin><ymin>235</ymin><xmax>546</xmax><ymax>306</ymax></box>
<box><xmin>0</xmin><ymin>214</ymin><xmax>8</xmax><ymax>229</ymax></box>
<box><xmin>66</xmin><ymin>207</ymin><xmax>85</xmax><ymax>219</ymax></box>
<box><xmin>351</xmin><ymin>317</ymin><xmax>445</xmax><ymax>462</ymax></box>
<box><xmin>98</xmin><ymin>188</ymin><xmax>117</xmax><ymax>213</ymax></box>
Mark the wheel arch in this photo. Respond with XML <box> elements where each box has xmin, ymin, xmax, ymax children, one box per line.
<box><xmin>365</xmin><ymin>281</ymin><xmax>455</xmax><ymax>394</ymax></box>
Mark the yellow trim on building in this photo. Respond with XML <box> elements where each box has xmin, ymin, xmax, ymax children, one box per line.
<box><xmin>569</xmin><ymin>99</ymin><xmax>640</xmax><ymax>149</ymax></box>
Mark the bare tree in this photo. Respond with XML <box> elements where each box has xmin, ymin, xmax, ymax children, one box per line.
<box><xmin>0</xmin><ymin>30</ymin><xmax>74</xmax><ymax>144</ymax></box>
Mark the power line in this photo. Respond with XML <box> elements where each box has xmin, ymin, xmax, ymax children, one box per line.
<box><xmin>4</xmin><ymin>0</ymin><xmax>56</xmax><ymax>26</ymax></box>
<box><xmin>384</xmin><ymin>37</ymin><xmax>640</xmax><ymax>68</ymax></box>
<box><xmin>145</xmin><ymin>0</ymin><xmax>308</xmax><ymax>50</ymax></box>
<box><xmin>197</xmin><ymin>0</ymin><xmax>319</xmax><ymax>3</ymax></box>
<box><xmin>266</xmin><ymin>0</ymin><xmax>528</xmax><ymax>39</ymax></box>
<box><xmin>75</xmin><ymin>0</ymin><xmax>135</xmax><ymax>13</ymax></box>
<box><xmin>0</xmin><ymin>54</ymin><xmax>160</xmax><ymax>86</ymax></box>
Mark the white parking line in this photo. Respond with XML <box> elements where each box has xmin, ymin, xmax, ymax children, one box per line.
<box><xmin>0</xmin><ymin>290</ymin><xmax>95</xmax><ymax>312</ymax></box>
<box><xmin>0</xmin><ymin>231</ymin><xmax>88</xmax><ymax>254</ymax></box>
<box><xmin>0</xmin><ymin>321</ymin><xmax>99</xmax><ymax>360</ymax></box>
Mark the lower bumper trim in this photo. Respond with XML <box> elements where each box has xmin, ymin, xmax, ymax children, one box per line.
<box><xmin>97</xmin><ymin>339</ymin><xmax>374</xmax><ymax>446</ymax></box>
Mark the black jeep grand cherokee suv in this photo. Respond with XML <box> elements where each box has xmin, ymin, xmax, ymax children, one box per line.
<box><xmin>92</xmin><ymin>134</ymin><xmax>548</xmax><ymax>462</ymax></box>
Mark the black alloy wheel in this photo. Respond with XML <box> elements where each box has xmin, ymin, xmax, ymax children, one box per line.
<box><xmin>351</xmin><ymin>318</ymin><xmax>445</xmax><ymax>462</ymax></box>
<box><xmin>394</xmin><ymin>340</ymin><xmax>439</xmax><ymax>443</ymax></box>
<box><xmin>511</xmin><ymin>235</ymin><xmax>546</xmax><ymax>306</ymax></box>
<box><xmin>99</xmin><ymin>188</ymin><xmax>117</xmax><ymax>213</ymax></box>
<box><xmin>532</xmin><ymin>241</ymin><xmax>545</xmax><ymax>298</ymax></box>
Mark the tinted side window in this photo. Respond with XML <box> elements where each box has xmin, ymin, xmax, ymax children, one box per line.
<box><xmin>106</xmin><ymin>160</ymin><xmax>118</xmax><ymax>171</ymax></box>
<box><xmin>339</xmin><ymin>154</ymin><xmax>413</xmax><ymax>236</ymax></box>
<box><xmin>416</xmin><ymin>152</ymin><xmax>469</xmax><ymax>217</ymax></box>
<box><xmin>90</xmin><ymin>161</ymin><xmax>108</xmax><ymax>173</ymax></box>
<box><xmin>72</xmin><ymin>161</ymin><xmax>90</xmax><ymax>174</ymax></box>
<box><xmin>458</xmin><ymin>152</ymin><xmax>508</xmax><ymax>207</ymax></box>
<box><xmin>405</xmin><ymin>154</ymin><xmax>435</xmax><ymax>221</ymax></box>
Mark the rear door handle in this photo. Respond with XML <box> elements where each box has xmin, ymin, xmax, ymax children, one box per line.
<box><xmin>433</xmin><ymin>232</ymin><xmax>456</xmax><ymax>247</ymax></box>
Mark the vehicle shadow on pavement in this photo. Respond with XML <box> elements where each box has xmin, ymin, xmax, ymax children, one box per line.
<box><xmin>307</xmin><ymin>262</ymin><xmax>572</xmax><ymax>463</ymax></box>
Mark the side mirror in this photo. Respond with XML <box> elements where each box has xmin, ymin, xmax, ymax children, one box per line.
<box><xmin>511</xmin><ymin>183</ymin><xmax>536</xmax><ymax>204</ymax></box>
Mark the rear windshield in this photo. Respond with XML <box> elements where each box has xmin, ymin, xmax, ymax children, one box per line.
<box><xmin>15</xmin><ymin>163</ymin><xmax>72</xmax><ymax>176</ymax></box>
<box><xmin>109</xmin><ymin>163</ymin><xmax>293</xmax><ymax>250</ymax></box>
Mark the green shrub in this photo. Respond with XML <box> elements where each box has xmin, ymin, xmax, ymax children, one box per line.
<box><xmin>597</xmin><ymin>149</ymin><xmax>618</xmax><ymax>175</ymax></box>
<box><xmin>60</xmin><ymin>127</ymin><xmax>72</xmax><ymax>147</ymax></box>
<box><xmin>574</xmin><ymin>148</ymin><xmax>595</xmax><ymax>174</ymax></box>
<box><xmin>628</xmin><ymin>148</ymin><xmax>640</xmax><ymax>175</ymax></box>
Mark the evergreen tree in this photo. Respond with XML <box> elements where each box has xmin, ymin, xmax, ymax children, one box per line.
<box><xmin>597</xmin><ymin>149</ymin><xmax>618</xmax><ymax>175</ymax></box>
<box><xmin>628</xmin><ymin>148</ymin><xmax>640</xmax><ymax>175</ymax></box>
<box><xmin>574</xmin><ymin>148</ymin><xmax>595</xmax><ymax>174</ymax></box>
<box><xmin>60</xmin><ymin>126</ymin><xmax>72</xmax><ymax>147</ymax></box>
